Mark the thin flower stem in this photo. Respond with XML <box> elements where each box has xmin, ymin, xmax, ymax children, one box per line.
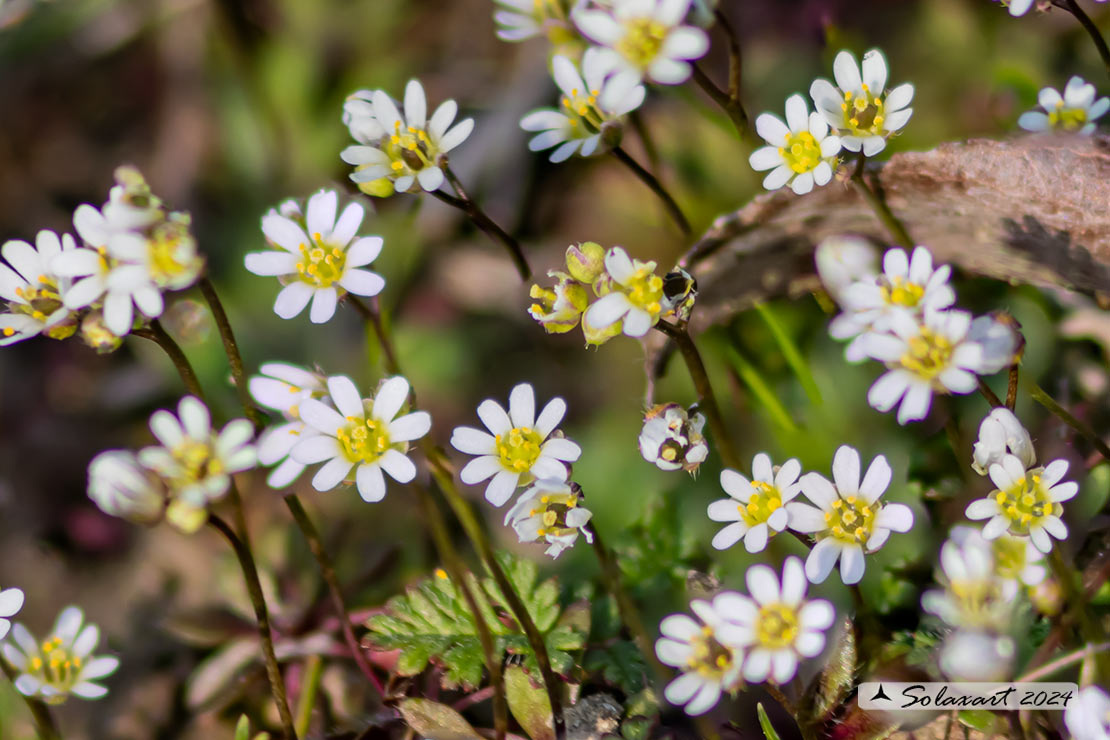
<box><xmin>610</xmin><ymin>147</ymin><xmax>692</xmax><ymax>236</ymax></box>
<box><xmin>654</xmin><ymin>321</ymin><xmax>742</xmax><ymax>469</ymax></box>
<box><xmin>133</xmin><ymin>321</ymin><xmax>206</xmax><ymax>401</ymax></box>
<box><xmin>1</xmin><ymin>657</ymin><xmax>62</xmax><ymax>740</ymax></box>
<box><xmin>346</xmin><ymin>296</ymin><xmax>402</xmax><ymax>376</ymax></box>
<box><xmin>210</xmin><ymin>507</ymin><xmax>298</xmax><ymax>740</ymax></box>
<box><xmin>690</xmin><ymin>63</ymin><xmax>749</xmax><ymax>138</ymax></box>
<box><xmin>1057</xmin><ymin>0</ymin><xmax>1110</xmax><ymax>81</ymax></box>
<box><xmin>629</xmin><ymin>110</ymin><xmax>660</xmax><ymax>173</ymax></box>
<box><xmin>715</xmin><ymin>9</ymin><xmax>744</xmax><ymax>109</ymax></box>
<box><xmin>850</xmin><ymin>155</ymin><xmax>913</xmax><ymax>248</ymax></box>
<box><xmin>753</xmin><ymin>302</ymin><xmax>822</xmax><ymax>406</ymax></box>
<box><xmin>433</xmin><ymin>167</ymin><xmax>531</xmax><ymax>281</ymax></box>
<box><xmin>1006</xmin><ymin>364</ymin><xmax>1020</xmax><ymax>410</ymax></box>
<box><xmin>1018</xmin><ymin>641</ymin><xmax>1110</xmax><ymax>682</ymax></box>
<box><xmin>977</xmin><ymin>378</ymin><xmax>1004</xmax><ymax>408</ymax></box>
<box><xmin>425</xmin><ymin>449</ymin><xmax>567</xmax><ymax>739</ymax></box>
<box><xmin>282</xmin><ymin>495</ymin><xmax>385</xmax><ymax>695</ymax></box>
<box><xmin>415</xmin><ymin>482</ymin><xmax>508</xmax><ymax>740</ymax></box>
<box><xmin>294</xmin><ymin>654</ymin><xmax>323</xmax><ymax>738</ymax></box>
<box><xmin>198</xmin><ymin>276</ymin><xmax>266</xmax><ymax>431</ymax></box>
<box><xmin>1028</xmin><ymin>380</ymin><xmax>1110</xmax><ymax>462</ymax></box>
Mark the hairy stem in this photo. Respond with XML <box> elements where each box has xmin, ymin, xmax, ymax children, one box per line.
<box><xmin>283</xmin><ymin>495</ymin><xmax>384</xmax><ymax>694</ymax></box>
<box><xmin>211</xmin><ymin>507</ymin><xmax>297</xmax><ymax>739</ymax></box>
<box><xmin>433</xmin><ymin>167</ymin><xmax>531</xmax><ymax>281</ymax></box>
<box><xmin>1028</xmin><ymin>380</ymin><xmax>1110</xmax><ymax>462</ymax></box>
<box><xmin>610</xmin><ymin>147</ymin><xmax>691</xmax><ymax>236</ymax></box>
<box><xmin>654</xmin><ymin>321</ymin><xmax>741</xmax><ymax>469</ymax></box>
<box><xmin>1058</xmin><ymin>0</ymin><xmax>1110</xmax><ymax>81</ymax></box>
<box><xmin>133</xmin><ymin>321</ymin><xmax>206</xmax><ymax>401</ymax></box>
<box><xmin>850</xmin><ymin>156</ymin><xmax>913</xmax><ymax>247</ymax></box>
<box><xmin>1</xmin><ymin>657</ymin><xmax>62</xmax><ymax>740</ymax></box>
<box><xmin>415</xmin><ymin>482</ymin><xmax>508</xmax><ymax>740</ymax></box>
<box><xmin>198</xmin><ymin>276</ymin><xmax>266</xmax><ymax>430</ymax></box>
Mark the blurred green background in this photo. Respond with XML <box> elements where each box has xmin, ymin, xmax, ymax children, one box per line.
<box><xmin>1</xmin><ymin>0</ymin><xmax>1109</xmax><ymax>737</ymax></box>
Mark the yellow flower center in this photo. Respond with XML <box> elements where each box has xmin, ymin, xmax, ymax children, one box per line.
<box><xmin>778</xmin><ymin>130</ymin><xmax>822</xmax><ymax>174</ymax></box>
<box><xmin>738</xmin><ymin>480</ymin><xmax>783</xmax><ymax>527</ymax></box>
<box><xmin>624</xmin><ymin>267</ymin><xmax>664</xmax><ymax>316</ymax></box>
<box><xmin>560</xmin><ymin>86</ymin><xmax>606</xmax><ymax>133</ymax></box>
<box><xmin>947</xmin><ymin>578</ymin><xmax>1008</xmax><ymax>627</ymax></box>
<box><xmin>529</xmin><ymin>491</ymin><xmax>579</xmax><ymax>538</ymax></box>
<box><xmin>993</xmin><ymin>469</ymin><xmax>1059</xmax><ymax>535</ymax></box>
<box><xmin>823</xmin><ymin>495</ymin><xmax>877</xmax><ymax>544</ymax></box>
<box><xmin>755</xmin><ymin>603</ymin><xmax>800</xmax><ymax>650</ymax></box>
<box><xmin>296</xmin><ymin>234</ymin><xmax>347</xmax><ymax>289</ymax></box>
<box><xmin>337</xmin><ymin>416</ymin><xmax>391</xmax><ymax>464</ymax></box>
<box><xmin>992</xmin><ymin>535</ymin><xmax>1031</xmax><ymax>582</ymax></box>
<box><xmin>617</xmin><ymin>17</ymin><xmax>667</xmax><ymax>69</ymax></box>
<box><xmin>27</xmin><ymin>635</ymin><xmax>83</xmax><ymax>703</ymax></box>
<box><xmin>147</xmin><ymin>222</ymin><xmax>201</xmax><ymax>287</ymax></box>
<box><xmin>382</xmin><ymin>121</ymin><xmax>440</xmax><ymax>180</ymax></box>
<box><xmin>496</xmin><ymin>427</ymin><xmax>543</xmax><ymax>473</ymax></box>
<box><xmin>879</xmin><ymin>275</ymin><xmax>925</xmax><ymax>308</ymax></box>
<box><xmin>685</xmin><ymin>625</ymin><xmax>736</xmax><ymax>679</ymax></box>
<box><xmin>170</xmin><ymin>438</ymin><xmax>223</xmax><ymax>489</ymax></box>
<box><xmin>840</xmin><ymin>85</ymin><xmax>885</xmax><ymax>136</ymax></box>
<box><xmin>1048</xmin><ymin>104</ymin><xmax>1088</xmax><ymax>131</ymax></box>
<box><xmin>10</xmin><ymin>274</ymin><xmax>75</xmax><ymax>340</ymax></box>
<box><xmin>899</xmin><ymin>327</ymin><xmax>954</xmax><ymax>381</ymax></box>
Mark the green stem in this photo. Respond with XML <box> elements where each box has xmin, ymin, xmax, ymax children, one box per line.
<box><xmin>415</xmin><ymin>482</ymin><xmax>508</xmax><ymax>740</ymax></box>
<box><xmin>689</xmin><ymin>62</ymin><xmax>749</xmax><ymax>138</ymax></box>
<box><xmin>1</xmin><ymin>657</ymin><xmax>62</xmax><ymax>740</ymax></box>
<box><xmin>610</xmin><ymin>147</ymin><xmax>691</xmax><ymax>236</ymax></box>
<box><xmin>210</xmin><ymin>507</ymin><xmax>298</xmax><ymax>739</ymax></box>
<box><xmin>434</xmin><ymin>167</ymin><xmax>531</xmax><ymax>281</ymax></box>
<box><xmin>133</xmin><ymin>321</ymin><xmax>206</xmax><ymax>401</ymax></box>
<box><xmin>282</xmin><ymin>495</ymin><xmax>384</xmax><ymax>695</ymax></box>
<box><xmin>294</xmin><ymin>654</ymin><xmax>323</xmax><ymax>738</ymax></box>
<box><xmin>198</xmin><ymin>276</ymin><xmax>267</xmax><ymax>430</ymax></box>
<box><xmin>1018</xmin><ymin>641</ymin><xmax>1110</xmax><ymax>682</ymax></box>
<box><xmin>1028</xmin><ymin>380</ymin><xmax>1110</xmax><ymax>462</ymax></box>
<box><xmin>850</xmin><ymin>156</ymin><xmax>912</xmax><ymax>247</ymax></box>
<box><xmin>346</xmin><ymin>296</ymin><xmax>402</xmax><ymax>376</ymax></box>
<box><xmin>1057</xmin><ymin>0</ymin><xmax>1110</xmax><ymax>81</ymax></box>
<box><xmin>653</xmin><ymin>321</ymin><xmax>742</xmax><ymax>469</ymax></box>
<box><xmin>977</xmin><ymin>378</ymin><xmax>1004</xmax><ymax>409</ymax></box>
<box><xmin>753</xmin><ymin>302</ymin><xmax>822</xmax><ymax>406</ymax></box>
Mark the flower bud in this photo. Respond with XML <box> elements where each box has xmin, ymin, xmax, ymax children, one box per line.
<box><xmin>582</xmin><ymin>315</ymin><xmax>622</xmax><ymax>346</ymax></box>
<box><xmin>148</xmin><ymin>213</ymin><xmax>204</xmax><ymax>290</ymax></box>
<box><xmin>1030</xmin><ymin>577</ymin><xmax>1063</xmax><ymax>617</ymax></box>
<box><xmin>529</xmin><ymin>272</ymin><xmax>588</xmax><ymax>334</ymax></box>
<box><xmin>565</xmin><ymin>242</ymin><xmax>606</xmax><ymax>285</ymax></box>
<box><xmin>814</xmin><ymin>235</ymin><xmax>878</xmax><ymax>304</ymax></box>
<box><xmin>968</xmin><ymin>312</ymin><xmax>1024</xmax><ymax>375</ymax></box>
<box><xmin>88</xmin><ymin>450</ymin><xmax>165</xmax><ymax>525</ymax></box>
<box><xmin>638</xmin><ymin>403</ymin><xmax>709</xmax><ymax>472</ymax></box>
<box><xmin>972</xmin><ymin>407</ymin><xmax>1034</xmax><ymax>475</ymax></box>
<box><xmin>356</xmin><ymin>173</ymin><xmax>396</xmax><ymax>199</ymax></box>
<box><xmin>79</xmin><ymin>311</ymin><xmax>123</xmax><ymax>353</ymax></box>
<box><xmin>939</xmin><ymin>630</ymin><xmax>1015</xmax><ymax>681</ymax></box>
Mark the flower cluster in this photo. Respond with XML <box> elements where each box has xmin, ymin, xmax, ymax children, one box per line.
<box><xmin>751</xmin><ymin>49</ymin><xmax>913</xmax><ymax>194</ymax></box>
<box><xmin>2</xmin><ymin>167</ymin><xmax>201</xmax><ymax>350</ymax></box>
<box><xmin>245</xmin><ymin>190</ymin><xmax>385</xmax><ymax>324</ymax></box>
<box><xmin>819</xmin><ymin>242</ymin><xmax>1021</xmax><ymax>424</ymax></box>
<box><xmin>87</xmin><ymin>396</ymin><xmax>257</xmax><ymax>533</ymax></box>
<box><xmin>528</xmin><ymin>242</ymin><xmax>693</xmax><ymax>344</ymax></box>
<box><xmin>638</xmin><ymin>402</ymin><xmax>708</xmax><ymax>472</ymax></box>
<box><xmin>655</xmin><ymin>557</ymin><xmax>835</xmax><ymax>715</ymax></box>
<box><xmin>341</xmin><ymin>79</ymin><xmax>474</xmax><ymax>196</ymax></box>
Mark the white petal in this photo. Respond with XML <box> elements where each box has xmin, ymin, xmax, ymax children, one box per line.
<box><xmin>379</xmin><ymin>449</ymin><xmax>416</xmax><ymax>483</ymax></box>
<box><xmin>313</xmin><ymin>457</ymin><xmax>354</xmax><ymax>491</ymax></box>
<box><xmin>356</xmin><ymin>463</ymin><xmax>387</xmax><ymax>502</ymax></box>
<box><xmin>460</xmin><ymin>455</ymin><xmax>502</xmax><ymax>484</ymax></box>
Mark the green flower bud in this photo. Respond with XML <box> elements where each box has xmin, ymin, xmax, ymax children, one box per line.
<box><xmin>357</xmin><ymin>174</ymin><xmax>395</xmax><ymax>198</ymax></box>
<box><xmin>565</xmin><ymin>242</ymin><xmax>606</xmax><ymax>284</ymax></box>
<box><xmin>582</xmin><ymin>315</ymin><xmax>622</xmax><ymax>346</ymax></box>
<box><xmin>79</xmin><ymin>312</ymin><xmax>122</xmax><ymax>353</ymax></box>
<box><xmin>528</xmin><ymin>271</ymin><xmax>587</xmax><ymax>334</ymax></box>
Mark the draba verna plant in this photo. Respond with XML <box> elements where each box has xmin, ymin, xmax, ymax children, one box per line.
<box><xmin>5</xmin><ymin>0</ymin><xmax>1110</xmax><ymax>739</ymax></box>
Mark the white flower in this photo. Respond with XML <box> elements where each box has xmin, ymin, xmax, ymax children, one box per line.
<box><xmin>582</xmin><ymin>247</ymin><xmax>665</xmax><ymax>338</ymax></box>
<box><xmin>638</xmin><ymin>402</ymin><xmax>708</xmax><ymax>472</ymax></box>
<box><xmin>451</xmin><ymin>382</ymin><xmax>582</xmax><ymax>506</ymax></box>
<box><xmin>291</xmin><ymin>375</ymin><xmax>430</xmax><ymax>503</ymax></box>
<box><xmin>809</xmin><ymin>49</ymin><xmax>914</xmax><ymax>156</ymax></box>
<box><xmin>715</xmin><ymin>557</ymin><xmax>836</xmax><ymax>684</ymax></box>
<box><xmin>813</xmin><ymin>235</ymin><xmax>878</xmax><ymax>304</ymax></box>
<box><xmin>938</xmin><ymin>630</ymin><xmax>1015</xmax><ymax>682</ymax></box>
<box><xmin>967</xmin><ymin>313</ymin><xmax>1022</xmax><ymax>375</ymax></box>
<box><xmin>0</xmin><ymin>231</ymin><xmax>80</xmax><ymax>345</ymax></box>
<box><xmin>786</xmin><ymin>446</ymin><xmax>914</xmax><ymax>585</ymax></box>
<box><xmin>341</xmin><ymin>79</ymin><xmax>474</xmax><ymax>194</ymax></box>
<box><xmin>573</xmin><ymin>0</ymin><xmax>709</xmax><ymax>87</ymax></box>
<box><xmin>749</xmin><ymin>94</ymin><xmax>842</xmax><ymax>195</ymax></box>
<box><xmin>87</xmin><ymin>450</ymin><xmax>166</xmax><ymax>525</ymax></box>
<box><xmin>493</xmin><ymin>0</ymin><xmax>575</xmax><ymax>42</ymax></box>
<box><xmin>654</xmin><ymin>599</ymin><xmax>741</xmax><ymax>716</ymax></box>
<box><xmin>504</xmin><ymin>479</ymin><xmax>594</xmax><ymax>558</ymax></box>
<box><xmin>966</xmin><ymin>454</ymin><xmax>1077</xmax><ymax>553</ymax></box>
<box><xmin>3</xmin><ymin>606</ymin><xmax>119</xmax><ymax>704</ymax></box>
<box><xmin>972</xmin><ymin>407</ymin><xmax>1035</xmax><ymax>476</ymax></box>
<box><xmin>829</xmin><ymin>246</ymin><xmax>955</xmax><ymax>362</ymax></box>
<box><xmin>862</xmin><ymin>308</ymin><xmax>983</xmax><ymax>425</ymax></box>
<box><xmin>921</xmin><ymin>527</ymin><xmax>1018</xmax><ymax>630</ymax></box>
<box><xmin>1001</xmin><ymin>0</ymin><xmax>1035</xmax><ymax>16</ymax></box>
<box><xmin>1018</xmin><ymin>76</ymin><xmax>1109</xmax><ymax>134</ymax></box>
<box><xmin>1066</xmin><ymin>686</ymin><xmax>1110</xmax><ymax>740</ymax></box>
<box><xmin>249</xmin><ymin>362</ymin><xmax>329</xmax><ymax>488</ymax></box>
<box><xmin>245</xmin><ymin>190</ymin><xmax>386</xmax><ymax>324</ymax></box>
<box><xmin>138</xmin><ymin>396</ymin><xmax>257</xmax><ymax>533</ymax></box>
<box><xmin>0</xmin><ymin>587</ymin><xmax>24</xmax><ymax>641</ymax></box>
<box><xmin>520</xmin><ymin>49</ymin><xmax>646</xmax><ymax>163</ymax></box>
<box><xmin>707</xmin><ymin>453</ymin><xmax>802</xmax><ymax>553</ymax></box>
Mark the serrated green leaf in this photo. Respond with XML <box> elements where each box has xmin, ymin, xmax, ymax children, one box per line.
<box><xmin>585</xmin><ymin>642</ymin><xmax>648</xmax><ymax>694</ymax></box>
<box><xmin>505</xmin><ymin>664</ymin><xmax>554</xmax><ymax>740</ymax></box>
<box><xmin>398</xmin><ymin>698</ymin><xmax>484</xmax><ymax>740</ymax></box>
<box><xmin>757</xmin><ymin>703</ymin><xmax>783</xmax><ymax>740</ymax></box>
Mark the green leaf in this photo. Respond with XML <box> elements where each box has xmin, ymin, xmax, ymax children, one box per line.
<box><xmin>398</xmin><ymin>698</ymin><xmax>484</xmax><ymax>740</ymax></box>
<box><xmin>958</xmin><ymin>709</ymin><xmax>998</xmax><ymax>733</ymax></box>
<box><xmin>482</xmin><ymin>552</ymin><xmax>561</xmax><ymax>632</ymax></box>
<box><xmin>505</xmin><ymin>664</ymin><xmax>554</xmax><ymax>740</ymax></box>
<box><xmin>585</xmin><ymin>641</ymin><xmax>648</xmax><ymax>694</ymax></box>
<box><xmin>757</xmin><ymin>703</ymin><xmax>783</xmax><ymax>740</ymax></box>
<box><xmin>235</xmin><ymin>715</ymin><xmax>250</xmax><ymax>740</ymax></box>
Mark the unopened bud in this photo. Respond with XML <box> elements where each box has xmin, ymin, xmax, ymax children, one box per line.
<box><xmin>582</xmin><ymin>315</ymin><xmax>622</xmax><ymax>346</ymax></box>
<box><xmin>529</xmin><ymin>272</ymin><xmax>588</xmax><ymax>334</ymax></box>
<box><xmin>357</xmin><ymin>174</ymin><xmax>395</xmax><ymax>199</ymax></box>
<box><xmin>968</xmin><ymin>312</ymin><xmax>1024</xmax><ymax>375</ymax></box>
<box><xmin>566</xmin><ymin>242</ymin><xmax>606</xmax><ymax>284</ymax></box>
<box><xmin>80</xmin><ymin>312</ymin><xmax>123</xmax><ymax>353</ymax></box>
<box><xmin>639</xmin><ymin>403</ymin><xmax>709</xmax><ymax>473</ymax></box>
<box><xmin>1030</xmin><ymin>577</ymin><xmax>1063</xmax><ymax>617</ymax></box>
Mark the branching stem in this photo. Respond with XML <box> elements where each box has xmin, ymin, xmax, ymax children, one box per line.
<box><xmin>133</xmin><ymin>321</ymin><xmax>206</xmax><ymax>401</ymax></box>
<box><xmin>610</xmin><ymin>147</ymin><xmax>691</xmax><ymax>236</ymax></box>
